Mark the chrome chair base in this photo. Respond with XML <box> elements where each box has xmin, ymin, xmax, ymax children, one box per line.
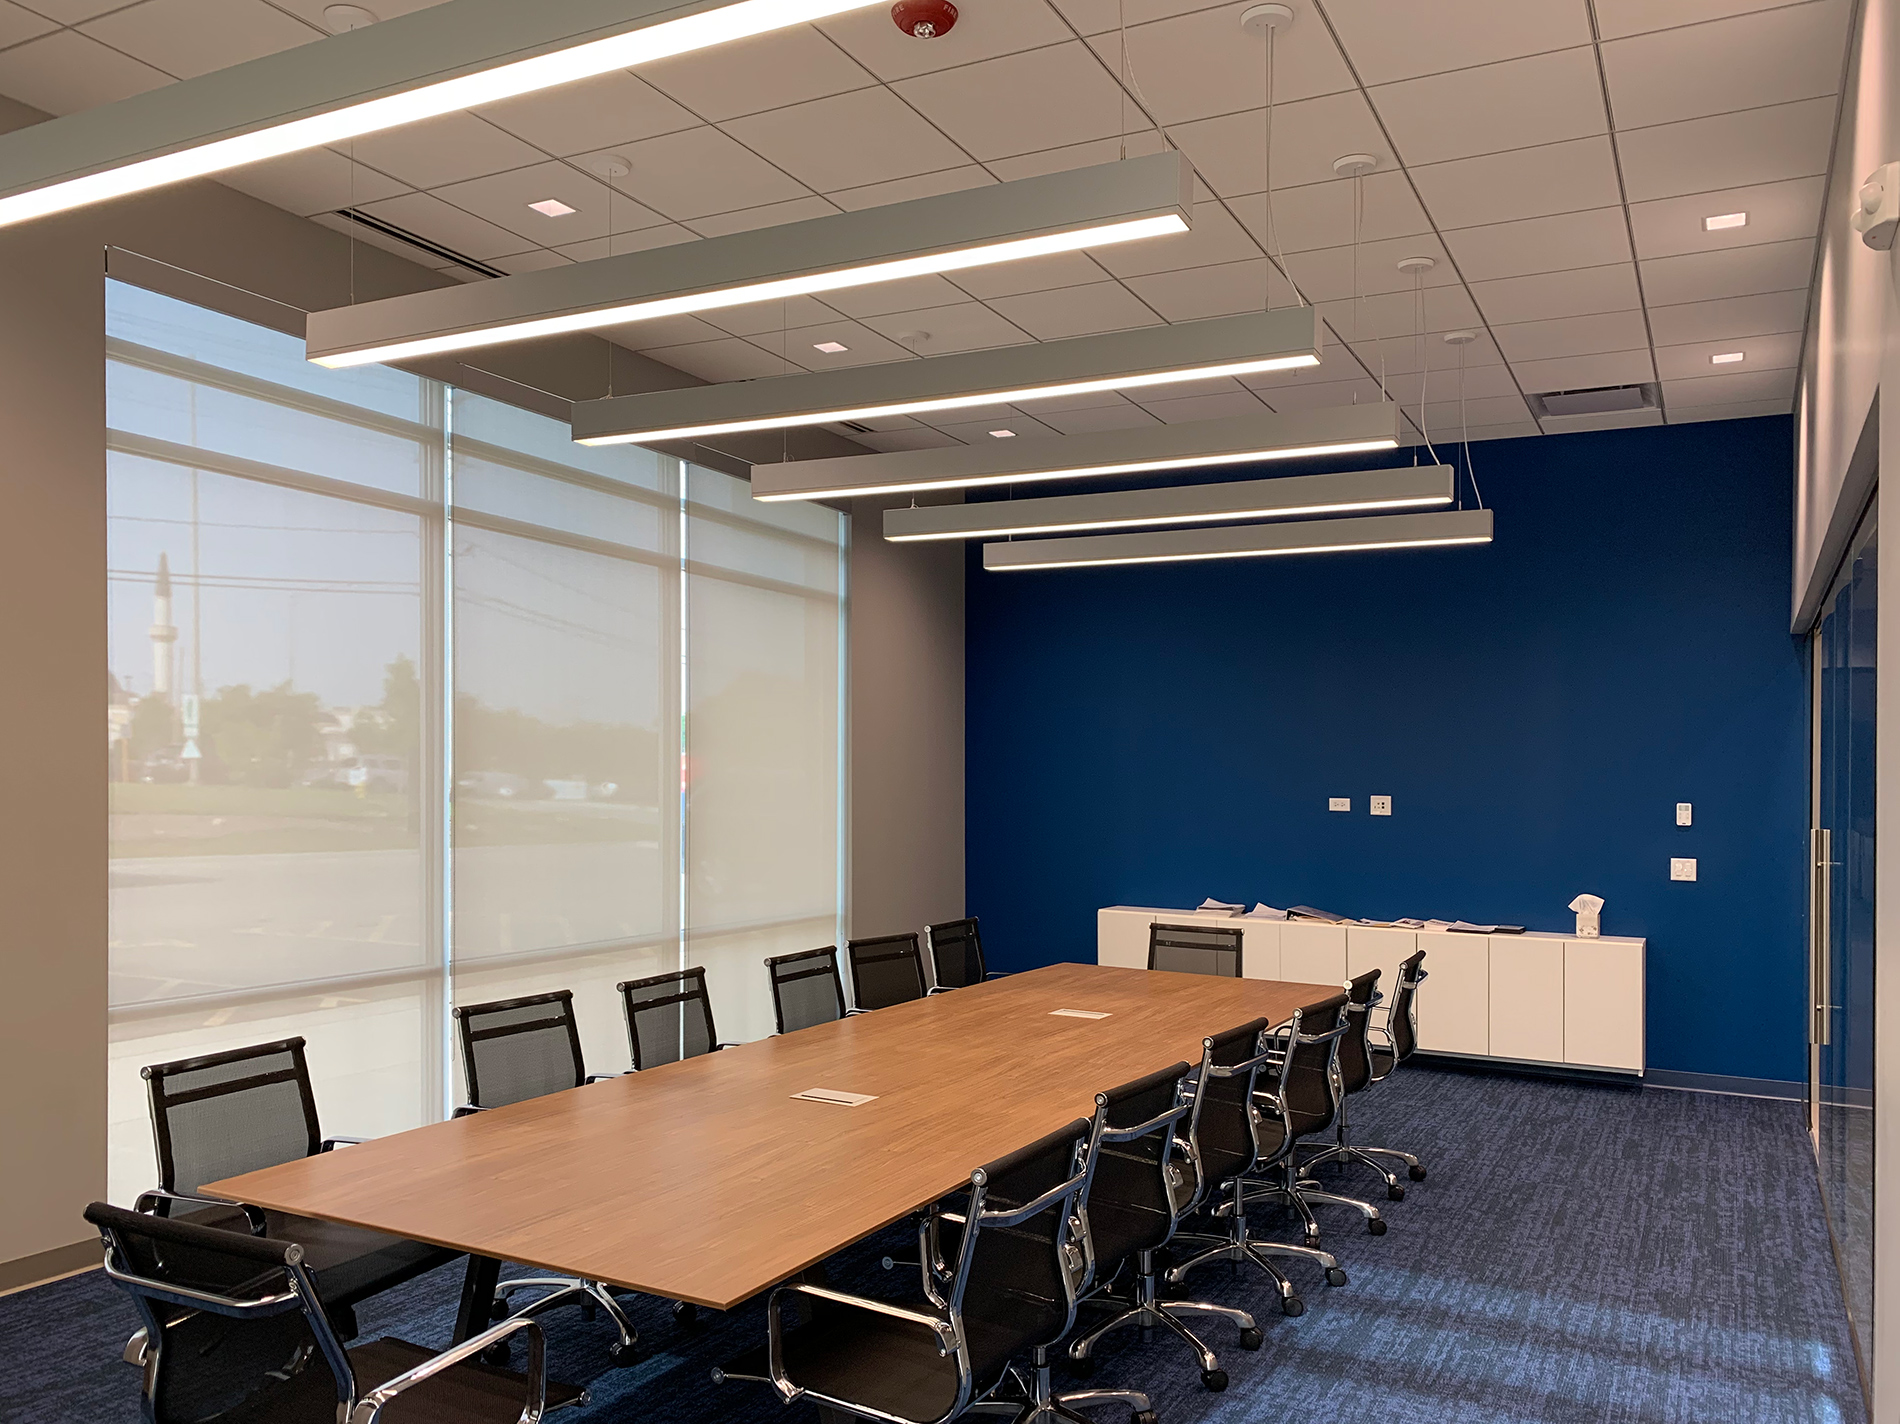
<box><xmin>493</xmin><ymin>1277</ymin><xmax>641</xmax><ymax>1364</ymax></box>
<box><xmin>1168</xmin><ymin>1182</ymin><xmax>1348</xmax><ymax>1311</ymax></box>
<box><xmin>1243</xmin><ymin>1174</ymin><xmax>1388</xmax><ymax>1240</ymax></box>
<box><xmin>968</xmin><ymin>1350</ymin><xmax>1156</xmax><ymax>1423</ymax></box>
<box><xmin>1067</xmin><ymin>1250</ymin><xmax>1259</xmax><ymax>1389</ymax></box>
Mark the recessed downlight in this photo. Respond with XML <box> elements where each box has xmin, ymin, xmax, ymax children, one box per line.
<box><xmin>989</xmin><ymin>429</ymin><xmax>1017</xmax><ymax>439</ymax></box>
<box><xmin>1704</xmin><ymin>212</ymin><xmax>1747</xmax><ymax>231</ymax></box>
<box><xmin>1711</xmin><ymin>351</ymin><xmax>1746</xmax><ymax>365</ymax></box>
<box><xmin>813</xmin><ymin>340</ymin><xmax>849</xmax><ymax>354</ymax></box>
<box><xmin>528</xmin><ymin>198</ymin><xmax>576</xmax><ymax>217</ymax></box>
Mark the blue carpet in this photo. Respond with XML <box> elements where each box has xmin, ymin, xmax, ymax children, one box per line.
<box><xmin>0</xmin><ymin>1068</ymin><xmax>1866</xmax><ymax>1424</ymax></box>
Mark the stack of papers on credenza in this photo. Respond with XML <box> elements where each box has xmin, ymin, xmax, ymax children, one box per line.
<box><xmin>1196</xmin><ymin>898</ymin><xmax>1245</xmax><ymax>915</ymax></box>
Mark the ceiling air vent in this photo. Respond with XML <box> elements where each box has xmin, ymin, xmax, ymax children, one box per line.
<box><xmin>331</xmin><ymin>208</ymin><xmax>507</xmax><ymax>280</ymax></box>
<box><xmin>1527</xmin><ymin>382</ymin><xmax>1662</xmax><ymax>433</ymax></box>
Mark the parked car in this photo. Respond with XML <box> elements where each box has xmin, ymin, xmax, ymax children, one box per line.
<box><xmin>343</xmin><ymin>755</ymin><xmax>408</xmax><ymax>794</ymax></box>
<box><xmin>457</xmin><ymin>769</ymin><xmax>530</xmax><ymax>800</ymax></box>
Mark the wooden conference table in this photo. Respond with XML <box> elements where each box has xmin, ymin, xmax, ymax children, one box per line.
<box><xmin>208</xmin><ymin>962</ymin><xmax>1331</xmax><ymax>1336</ymax></box>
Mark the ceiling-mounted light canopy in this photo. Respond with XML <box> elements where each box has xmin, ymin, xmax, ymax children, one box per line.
<box><xmin>884</xmin><ymin>460</ymin><xmax>1447</xmax><ymax>543</ymax></box>
<box><xmin>572</xmin><ymin>306</ymin><xmax>1323</xmax><ymax>447</ymax></box>
<box><xmin>982</xmin><ymin>508</ymin><xmax>1493</xmax><ymax>571</ymax></box>
<box><xmin>306</xmin><ymin>154</ymin><xmax>1193</xmax><ymax>367</ymax></box>
<box><xmin>755</xmin><ymin>402</ymin><xmax>1396</xmax><ymax>502</ymax></box>
<box><xmin>0</xmin><ymin>0</ymin><xmax>883</xmax><ymax>229</ymax></box>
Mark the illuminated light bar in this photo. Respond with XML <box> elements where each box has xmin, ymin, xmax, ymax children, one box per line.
<box><xmin>885</xmin><ymin>460</ymin><xmax>1443</xmax><ymax>543</ymax></box>
<box><xmin>307</xmin><ymin>154</ymin><xmax>1194</xmax><ymax>367</ymax></box>
<box><xmin>0</xmin><ymin>0</ymin><xmax>883</xmax><ymax>229</ymax></box>
<box><xmin>982</xmin><ymin>508</ymin><xmax>1494</xmax><ymax>571</ymax></box>
<box><xmin>572</xmin><ymin>306</ymin><xmax>1323</xmax><ymax>447</ymax></box>
<box><xmin>756</xmin><ymin>403</ymin><xmax>1396</xmax><ymax>503</ymax></box>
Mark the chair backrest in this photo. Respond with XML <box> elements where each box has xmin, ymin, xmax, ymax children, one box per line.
<box><xmin>143</xmin><ymin>1039</ymin><xmax>322</xmax><ymax>1197</ymax></box>
<box><xmin>1389</xmin><ymin>949</ymin><xmax>1427</xmax><ymax>1061</ymax></box>
<box><xmin>618</xmin><ymin>967</ymin><xmax>719</xmax><ymax>1070</ymax></box>
<box><xmin>84</xmin><ymin>1200</ymin><xmax>352</xmax><ymax>1424</ymax></box>
<box><xmin>1183</xmin><ymin>1017</ymin><xmax>1272</xmax><ymax>1192</ymax></box>
<box><xmin>765</xmin><ymin>946</ymin><xmax>847</xmax><ymax>1034</ymax></box>
<box><xmin>1263</xmin><ymin>992</ymin><xmax>1351</xmax><ymax>1138</ymax></box>
<box><xmin>453</xmin><ymin>990</ymin><xmax>587</xmax><ymax>1109</ymax></box>
<box><xmin>925</xmin><ymin>917</ymin><xmax>987</xmax><ymax>989</ymax></box>
<box><xmin>846</xmin><ymin>933</ymin><xmax>929</xmax><ymax>1011</ymax></box>
<box><xmin>1078</xmin><ymin>1061</ymin><xmax>1194</xmax><ymax>1271</ymax></box>
<box><xmin>1148</xmin><ymin>922</ymin><xmax>1242</xmax><ymax>977</ymax></box>
<box><xmin>1337</xmin><ymin>968</ymin><xmax>1381</xmax><ymax>1095</ymax></box>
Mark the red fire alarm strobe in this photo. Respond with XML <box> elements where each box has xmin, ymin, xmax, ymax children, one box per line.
<box><xmin>892</xmin><ymin>0</ymin><xmax>957</xmax><ymax>39</ymax></box>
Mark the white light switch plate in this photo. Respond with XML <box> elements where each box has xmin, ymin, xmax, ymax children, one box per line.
<box><xmin>1370</xmin><ymin>795</ymin><xmax>1392</xmax><ymax>816</ymax></box>
<box><xmin>1670</xmin><ymin>858</ymin><xmax>1697</xmax><ymax>882</ymax></box>
<box><xmin>1676</xmin><ymin>803</ymin><xmax>1692</xmax><ymax>827</ymax></box>
<box><xmin>1329</xmin><ymin>797</ymin><xmax>1350</xmax><ymax>812</ymax></box>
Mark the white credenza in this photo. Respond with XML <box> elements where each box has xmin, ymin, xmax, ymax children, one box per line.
<box><xmin>1097</xmin><ymin>906</ymin><xmax>1645</xmax><ymax>1075</ymax></box>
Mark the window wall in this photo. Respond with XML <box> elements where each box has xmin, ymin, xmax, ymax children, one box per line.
<box><xmin>105</xmin><ymin>281</ymin><xmax>846</xmax><ymax>1204</ymax></box>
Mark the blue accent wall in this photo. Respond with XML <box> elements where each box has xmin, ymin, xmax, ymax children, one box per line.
<box><xmin>965</xmin><ymin>416</ymin><xmax>1809</xmax><ymax>1084</ymax></box>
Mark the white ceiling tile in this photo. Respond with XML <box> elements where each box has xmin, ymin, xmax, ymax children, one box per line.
<box><xmin>1491</xmin><ymin>309</ymin><xmax>1652</xmax><ymax>361</ymax></box>
<box><xmin>475</xmin><ymin>72</ymin><xmax>698</xmax><ymax>157</ymax></box>
<box><xmin>601</xmin><ymin>126</ymin><xmax>812</xmax><ymax>220</ymax></box>
<box><xmin>639</xmin><ymin>22</ymin><xmax>875</xmax><ymax>121</ymax></box>
<box><xmin>744</xmin><ymin>319</ymin><xmax>920</xmax><ymax>369</ymax></box>
<box><xmin>1093</xmin><ymin>200</ymin><xmax>1262</xmax><ymax>278</ymax></box>
<box><xmin>984</xmin><ymin>280</ymin><xmax>1163</xmax><ymax>338</ymax></box>
<box><xmin>1121</xmin><ymin>259</ymin><xmax>1295</xmax><ymax>321</ymax></box>
<box><xmin>0</xmin><ymin>1</ymin><xmax>56</xmax><ymax>48</ymax></box>
<box><xmin>1373</xmin><ymin>364</ymin><xmax>1519</xmax><ymax>407</ymax></box>
<box><xmin>1137</xmin><ymin>389</ymin><xmax>1271</xmax><ymax>423</ymax></box>
<box><xmin>1456</xmin><ymin>419</ymin><xmax>1543</xmax><ymax>441</ymax></box>
<box><xmin>12</xmin><ymin>0</ymin><xmax>130</xmax><ymax>20</ymax></box>
<box><xmin>1261</xmin><ymin>378</ymin><xmax>1387</xmax><ymax>410</ymax></box>
<box><xmin>1051</xmin><ymin>0</ymin><xmax>1253</xmax><ymax>33</ymax></box>
<box><xmin>1410</xmin><ymin>136</ymin><xmax>1623</xmax><ymax>228</ymax></box>
<box><xmin>1615</xmin><ymin>96</ymin><xmax>1836</xmax><ymax>200</ymax></box>
<box><xmin>1442</xmin><ymin>207</ymin><xmax>1633</xmax><ymax>280</ymax></box>
<box><xmin>850</xmin><ymin>427</ymin><xmax>965</xmax><ymax>452</ymax></box>
<box><xmin>431</xmin><ymin>161</ymin><xmax>661</xmax><ymax>245</ymax></box>
<box><xmin>1594</xmin><ymin>0</ymin><xmax>1800</xmax><ymax>41</ymax></box>
<box><xmin>346</xmin><ymin>113</ymin><xmax>546</xmax><ymax>190</ymax></box>
<box><xmin>1512</xmin><ymin>348</ymin><xmax>1657</xmax><ymax>392</ymax></box>
<box><xmin>355</xmin><ymin>191</ymin><xmax>533</xmax><ymax>261</ymax></box>
<box><xmin>687</xmin><ymin>195</ymin><xmax>839</xmax><ymax>237</ymax></box>
<box><xmin>1373</xmin><ymin>47</ymin><xmax>1607</xmax><ymax>167</ymax></box>
<box><xmin>893</xmin><ymin>42</ymin><xmax>1127</xmax><ymax>161</ymax></box>
<box><xmin>1663</xmin><ymin>367</ymin><xmax>1798</xmax><ymax>406</ymax></box>
<box><xmin>1470</xmin><ymin>263</ymin><xmax>1642</xmax><ymax>324</ymax></box>
<box><xmin>1320</xmin><ymin>0</ymin><xmax>1593</xmax><ymax>84</ymax></box>
<box><xmin>1084</xmin><ymin>2</ymin><xmax>1356</xmax><ymax>127</ymax></box>
<box><xmin>983</xmin><ymin>128</ymin><xmax>1170</xmax><ymax>182</ymax></box>
<box><xmin>1035</xmin><ymin>402</ymin><xmax>1164</xmax><ymax>434</ymax></box>
<box><xmin>1628</xmin><ymin>175</ymin><xmax>1826</xmax><ymax>259</ymax></box>
<box><xmin>1246</xmin><ymin>169</ymin><xmax>1433</xmax><ymax>253</ymax></box>
<box><xmin>697</xmin><ymin>295</ymin><xmax>839</xmax><ymax>338</ymax></box>
<box><xmin>638</xmin><ymin>336</ymin><xmax>798</xmax><ymax>383</ymax></box>
<box><xmin>1278</xmin><ymin>234</ymin><xmax>1457</xmax><ymax>303</ymax></box>
<box><xmin>856</xmin><ymin>301</ymin><xmax>1035</xmax><ymax>354</ymax></box>
<box><xmin>929</xmin><ymin>415</ymin><xmax>1064</xmax><ymax>442</ymax></box>
<box><xmin>0</xmin><ymin>29</ymin><xmax>169</xmax><ymax>113</ymax></box>
<box><xmin>1652</xmin><ymin>329</ymin><xmax>1803</xmax><ymax>379</ymax></box>
<box><xmin>1601</xmin><ymin>0</ymin><xmax>1851</xmax><ymax>130</ymax></box>
<box><xmin>724</xmin><ymin>87</ymin><xmax>972</xmax><ymax>193</ymax></box>
<box><xmin>818</xmin><ymin>2</ymin><xmax>1075</xmax><ymax>82</ymax></box>
<box><xmin>1171</xmin><ymin>90</ymin><xmax>1393</xmax><ymax>195</ymax></box>
<box><xmin>551</xmin><ymin>224</ymin><xmax>698</xmax><ymax>262</ymax></box>
<box><xmin>1644</xmin><ymin>288</ymin><xmax>1811</xmax><ymax>344</ymax></box>
<box><xmin>828</xmin><ymin>165</ymin><xmax>993</xmax><ymax>210</ymax></box>
<box><xmin>218</xmin><ymin>148</ymin><xmax>408</xmax><ymax>217</ymax></box>
<box><xmin>489</xmin><ymin>249</ymin><xmax>572</xmax><ymax>276</ymax></box>
<box><xmin>80</xmin><ymin>0</ymin><xmax>319</xmax><ymax>79</ymax></box>
<box><xmin>950</xmin><ymin>250</ymin><xmax>1112</xmax><ymax>299</ymax></box>
<box><xmin>1639</xmin><ymin>236</ymin><xmax>1815</xmax><ymax>305</ymax></box>
<box><xmin>1666</xmin><ymin>397</ymin><xmax>1793</xmax><ymax>422</ymax></box>
<box><xmin>820</xmin><ymin>275</ymin><xmax>972</xmax><ymax>319</ymax></box>
<box><xmin>264</xmin><ymin>0</ymin><xmax>446</xmax><ymax>26</ymax></box>
<box><xmin>1418</xmin><ymin>393</ymin><xmax>1535</xmax><ymax>428</ymax></box>
<box><xmin>1365</xmin><ymin>328</ymin><xmax>1508</xmax><ymax>375</ymax></box>
<box><xmin>1313</xmin><ymin>284</ymin><xmax>1482</xmax><ymax>339</ymax></box>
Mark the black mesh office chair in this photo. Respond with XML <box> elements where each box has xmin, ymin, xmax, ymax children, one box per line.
<box><xmin>846</xmin><ymin>933</ymin><xmax>929</xmax><ymax>1011</ymax></box>
<box><xmin>1297</xmin><ymin>968</ymin><xmax>1419</xmax><ymax>1201</ymax></box>
<box><xmin>618</xmin><ymin>966</ymin><xmax>736</xmax><ymax>1070</ymax></box>
<box><xmin>453</xmin><ymin>991</ymin><xmax>646</xmax><ymax>1360</ymax></box>
<box><xmin>1065</xmin><ymin>1062</ymin><xmax>1261</xmax><ymax>1393</ymax></box>
<box><xmin>85</xmin><ymin>1200</ymin><xmax>586</xmax><ymax>1424</ymax></box>
<box><xmin>1148</xmin><ymin>923</ymin><xmax>1242</xmax><ymax>977</ymax></box>
<box><xmin>1165</xmin><ymin>1011</ymin><xmax>1351</xmax><ymax>1311</ymax></box>
<box><xmin>136</xmin><ymin>1039</ymin><xmax>460</xmax><ymax>1347</ymax></box>
<box><xmin>924</xmin><ymin>917</ymin><xmax>1004</xmax><ymax>991</ymax></box>
<box><xmin>765</xmin><ymin>946</ymin><xmax>849</xmax><ymax>1033</ymax></box>
<box><xmin>1359</xmin><ymin>948</ymin><xmax>1430</xmax><ymax>1183</ymax></box>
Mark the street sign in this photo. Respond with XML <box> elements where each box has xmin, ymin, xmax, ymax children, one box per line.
<box><xmin>180</xmin><ymin>693</ymin><xmax>200</xmax><ymax>737</ymax></box>
<box><xmin>180</xmin><ymin>739</ymin><xmax>201</xmax><ymax>760</ymax></box>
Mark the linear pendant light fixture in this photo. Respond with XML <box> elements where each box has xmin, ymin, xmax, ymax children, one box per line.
<box><xmin>982</xmin><ymin>508</ymin><xmax>1493</xmax><ymax>571</ymax></box>
<box><xmin>572</xmin><ymin>306</ymin><xmax>1323</xmax><ymax>447</ymax></box>
<box><xmin>756</xmin><ymin>403</ymin><xmax>1396</xmax><ymax>502</ymax></box>
<box><xmin>307</xmin><ymin>154</ymin><xmax>1193</xmax><ymax>367</ymax></box>
<box><xmin>0</xmin><ymin>0</ymin><xmax>882</xmax><ymax>229</ymax></box>
<box><xmin>884</xmin><ymin>459</ymin><xmax>1448</xmax><ymax>543</ymax></box>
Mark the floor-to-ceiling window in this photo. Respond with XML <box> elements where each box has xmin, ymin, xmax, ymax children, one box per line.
<box><xmin>105</xmin><ymin>280</ymin><xmax>847</xmax><ymax>1201</ymax></box>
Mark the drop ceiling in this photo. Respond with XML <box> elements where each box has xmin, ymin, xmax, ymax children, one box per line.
<box><xmin>0</xmin><ymin>0</ymin><xmax>1850</xmax><ymax>451</ymax></box>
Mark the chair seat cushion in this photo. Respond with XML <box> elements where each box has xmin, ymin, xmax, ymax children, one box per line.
<box><xmin>781</xmin><ymin>1305</ymin><xmax>990</xmax><ymax>1424</ymax></box>
<box><xmin>1369</xmin><ymin>1046</ymin><xmax>1396</xmax><ymax>1079</ymax></box>
<box><xmin>215</xmin><ymin>1337</ymin><xmax>584</xmax><ymax>1423</ymax></box>
<box><xmin>176</xmin><ymin>1205</ymin><xmax>461</xmax><ymax>1307</ymax></box>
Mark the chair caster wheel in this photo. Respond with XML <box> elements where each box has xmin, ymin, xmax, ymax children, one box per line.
<box><xmin>1240</xmin><ymin>1325</ymin><xmax>1265</xmax><ymax>1347</ymax></box>
<box><xmin>479</xmin><ymin>1341</ymin><xmax>512</xmax><ymax>1366</ymax></box>
<box><xmin>1409</xmin><ymin>1164</ymin><xmax>1427</xmax><ymax>1182</ymax></box>
<box><xmin>1303</xmin><ymin>1232</ymin><xmax>1322</xmax><ymax>1249</ymax></box>
<box><xmin>1201</xmin><ymin>1369</ymin><xmax>1228</xmax><ymax>1392</ymax></box>
<box><xmin>1064</xmin><ymin>1353</ymin><xmax>1096</xmax><ymax>1379</ymax></box>
<box><xmin>671</xmin><ymin>1301</ymin><xmax>698</xmax><ymax>1327</ymax></box>
<box><xmin>1279</xmin><ymin>1295</ymin><xmax>1304</xmax><ymax>1318</ymax></box>
<box><xmin>607</xmin><ymin>1341</ymin><xmax>642</xmax><ymax>1368</ymax></box>
<box><xmin>1162</xmin><ymin>1278</ymin><xmax>1189</xmax><ymax>1299</ymax></box>
<box><xmin>489</xmin><ymin>1300</ymin><xmax>509</xmax><ymax>1322</ymax></box>
<box><xmin>1387</xmin><ymin>1184</ymin><xmax>1406</xmax><ymax>1202</ymax></box>
<box><xmin>1368</xmin><ymin>1217</ymin><xmax>1388</xmax><ymax>1236</ymax></box>
<box><xmin>1134</xmin><ymin>1412</ymin><xmax>1159</xmax><ymax>1424</ymax></box>
<box><xmin>1325</xmin><ymin>1267</ymin><xmax>1348</xmax><ymax>1288</ymax></box>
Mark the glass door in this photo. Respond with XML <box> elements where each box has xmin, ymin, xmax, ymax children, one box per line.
<box><xmin>1810</xmin><ymin>502</ymin><xmax>1876</xmax><ymax>1395</ymax></box>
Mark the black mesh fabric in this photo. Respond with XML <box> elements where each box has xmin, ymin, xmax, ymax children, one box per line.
<box><xmin>145</xmin><ymin>1041</ymin><xmax>320</xmax><ymax>1197</ymax></box>
<box><xmin>768</xmin><ymin>949</ymin><xmax>845</xmax><ymax>1033</ymax></box>
<box><xmin>619</xmin><ymin>969</ymin><xmax>718</xmax><ymax>1070</ymax></box>
<box><xmin>925</xmin><ymin>918</ymin><xmax>985</xmax><ymax>989</ymax></box>
<box><xmin>1280</xmin><ymin>994</ymin><xmax>1348</xmax><ymax>1135</ymax></box>
<box><xmin>847</xmin><ymin>935</ymin><xmax>927</xmax><ymax>1011</ymax></box>
<box><xmin>1189</xmin><ymin>1019</ymin><xmax>1268</xmax><ymax>1188</ymax></box>
<box><xmin>1148</xmin><ymin>923</ymin><xmax>1242</xmax><ymax>977</ymax></box>
<box><xmin>1083</xmin><ymin>1064</ymin><xmax>1188</xmax><ymax>1268</ymax></box>
<box><xmin>1390</xmin><ymin>950</ymin><xmax>1425</xmax><ymax>1060</ymax></box>
<box><xmin>1336</xmin><ymin>969</ymin><xmax>1380</xmax><ymax>1095</ymax></box>
<box><xmin>456</xmin><ymin>994</ymin><xmax>585</xmax><ymax>1109</ymax></box>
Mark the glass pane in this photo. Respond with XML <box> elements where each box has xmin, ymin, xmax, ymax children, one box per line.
<box><xmin>685</xmin><ymin>464</ymin><xmax>844</xmax><ymax>1044</ymax></box>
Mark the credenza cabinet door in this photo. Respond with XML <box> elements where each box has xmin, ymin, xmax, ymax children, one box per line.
<box><xmin>1097</xmin><ymin>908</ymin><xmax>1153</xmax><ymax>970</ymax></box>
<box><xmin>1345</xmin><ymin>927</ymin><xmax>1415</xmax><ymax>999</ymax></box>
<box><xmin>1563</xmin><ymin>939</ymin><xmax>1645</xmax><ymax>1071</ymax></box>
<box><xmin>1413</xmin><ymin>934</ymin><xmax>1488</xmax><ymax>1055</ymax></box>
<box><xmin>1280</xmin><ymin>923</ymin><xmax>1348</xmax><ymax>988</ymax></box>
<box><xmin>1487</xmin><ymin>936</ymin><xmax>1565</xmax><ymax>1064</ymax></box>
<box><xmin>1237</xmin><ymin>920</ymin><xmax>1283</xmax><ymax>981</ymax></box>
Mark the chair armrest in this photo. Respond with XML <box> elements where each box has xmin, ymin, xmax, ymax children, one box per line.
<box><xmin>349</xmin><ymin>1315</ymin><xmax>547</xmax><ymax>1424</ymax></box>
<box><xmin>319</xmin><ymin>1137</ymin><xmax>367</xmax><ymax>1151</ymax></box>
<box><xmin>925</xmin><ymin>985</ymin><xmax>954</xmax><ymax>995</ymax></box>
<box><xmin>134</xmin><ymin>1189</ymin><xmax>268</xmax><ymax>1236</ymax></box>
<box><xmin>983</xmin><ymin>970</ymin><xmax>1009</xmax><ymax>980</ymax></box>
<box><xmin>452</xmin><ymin>1104</ymin><xmax>489</xmax><ymax>1118</ymax></box>
<box><xmin>843</xmin><ymin>1007</ymin><xmax>868</xmax><ymax>1016</ymax></box>
<box><xmin>766</xmin><ymin>1282</ymin><xmax>960</xmax><ymax>1403</ymax></box>
<box><xmin>715</xmin><ymin>1042</ymin><xmax>743</xmax><ymax>1050</ymax></box>
<box><xmin>584</xmin><ymin>1073</ymin><xmax>625</xmax><ymax>1084</ymax></box>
